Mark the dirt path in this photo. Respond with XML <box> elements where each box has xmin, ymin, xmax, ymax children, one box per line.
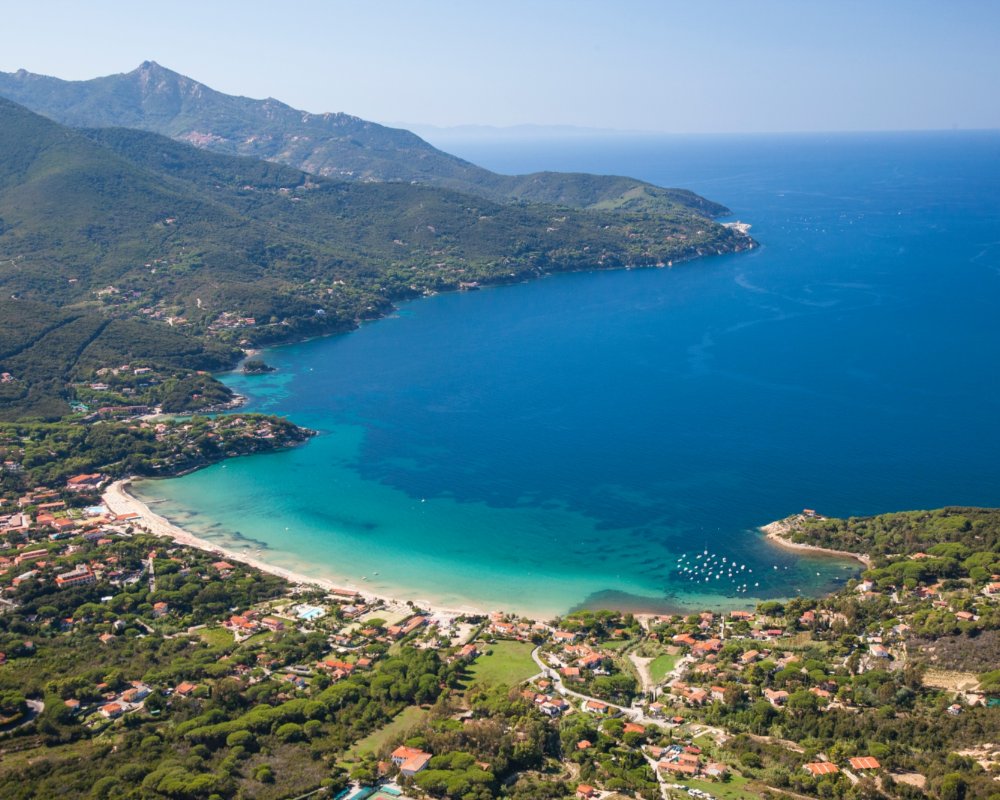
<box><xmin>629</xmin><ymin>653</ymin><xmax>655</xmax><ymax>695</ymax></box>
<box><xmin>747</xmin><ymin>732</ymin><xmax>805</xmax><ymax>754</ymax></box>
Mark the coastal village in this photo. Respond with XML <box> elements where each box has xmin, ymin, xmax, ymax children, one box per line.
<box><xmin>0</xmin><ymin>447</ymin><xmax>997</xmax><ymax>800</ymax></box>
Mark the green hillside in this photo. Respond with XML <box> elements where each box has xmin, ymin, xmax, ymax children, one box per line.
<box><xmin>0</xmin><ymin>62</ymin><xmax>730</xmax><ymax>218</ymax></box>
<box><xmin>0</xmin><ymin>97</ymin><xmax>754</xmax><ymax>420</ymax></box>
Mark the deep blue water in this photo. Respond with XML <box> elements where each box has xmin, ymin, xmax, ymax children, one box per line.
<box><xmin>142</xmin><ymin>131</ymin><xmax>1000</xmax><ymax>616</ymax></box>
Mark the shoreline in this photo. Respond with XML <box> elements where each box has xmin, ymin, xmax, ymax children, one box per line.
<box><xmin>220</xmin><ymin>234</ymin><xmax>755</xmax><ymax>378</ymax></box>
<box><xmin>761</xmin><ymin>515</ymin><xmax>872</xmax><ymax>568</ymax></box>
<box><xmin>102</xmin><ymin>478</ymin><xmax>488</xmax><ymax>621</ymax></box>
<box><xmin>104</xmin><ymin>479</ymin><xmax>870</xmax><ymax>623</ymax></box>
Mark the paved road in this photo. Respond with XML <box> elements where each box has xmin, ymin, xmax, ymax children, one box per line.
<box><xmin>644</xmin><ymin>751</ymin><xmax>671</xmax><ymax>800</ymax></box>
<box><xmin>531</xmin><ymin>646</ymin><xmax>677</xmax><ymax>729</ymax></box>
<box><xmin>0</xmin><ymin>699</ymin><xmax>45</xmax><ymax>736</ymax></box>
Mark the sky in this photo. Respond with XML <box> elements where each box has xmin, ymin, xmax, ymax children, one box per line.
<box><xmin>1</xmin><ymin>0</ymin><xmax>998</xmax><ymax>134</ymax></box>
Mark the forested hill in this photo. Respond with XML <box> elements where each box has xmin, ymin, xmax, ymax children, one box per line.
<box><xmin>784</xmin><ymin>507</ymin><xmax>1000</xmax><ymax>566</ymax></box>
<box><xmin>0</xmin><ymin>97</ymin><xmax>753</xmax><ymax>419</ymax></box>
<box><xmin>0</xmin><ymin>95</ymin><xmax>751</xmax><ymax>313</ymax></box>
<box><xmin>0</xmin><ymin>61</ymin><xmax>729</xmax><ymax>218</ymax></box>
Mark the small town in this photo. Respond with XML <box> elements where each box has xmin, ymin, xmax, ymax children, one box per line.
<box><xmin>0</xmin><ymin>456</ymin><xmax>997</xmax><ymax>800</ymax></box>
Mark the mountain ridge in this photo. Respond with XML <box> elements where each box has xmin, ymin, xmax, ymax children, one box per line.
<box><xmin>0</xmin><ymin>62</ymin><xmax>729</xmax><ymax>218</ymax></box>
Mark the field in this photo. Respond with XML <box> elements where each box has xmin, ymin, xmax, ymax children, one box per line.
<box><xmin>466</xmin><ymin>641</ymin><xmax>538</xmax><ymax>687</ymax></box>
<box><xmin>197</xmin><ymin>626</ymin><xmax>235</xmax><ymax>647</ymax></box>
<box><xmin>922</xmin><ymin>669</ymin><xmax>981</xmax><ymax>692</ymax></box>
<box><xmin>649</xmin><ymin>654</ymin><xmax>679</xmax><ymax>683</ymax></box>
<box><xmin>668</xmin><ymin>775</ymin><xmax>757</xmax><ymax>800</ymax></box>
<box><xmin>344</xmin><ymin>705</ymin><xmax>429</xmax><ymax>760</ymax></box>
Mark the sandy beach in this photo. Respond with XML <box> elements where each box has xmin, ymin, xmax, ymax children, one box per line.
<box><xmin>104</xmin><ymin>479</ymin><xmax>869</xmax><ymax>621</ymax></box>
<box><xmin>761</xmin><ymin>515</ymin><xmax>871</xmax><ymax>568</ymax></box>
<box><xmin>102</xmin><ymin>479</ymin><xmax>482</xmax><ymax>619</ymax></box>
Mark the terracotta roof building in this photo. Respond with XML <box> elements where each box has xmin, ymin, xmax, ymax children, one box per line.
<box><xmin>804</xmin><ymin>762</ymin><xmax>840</xmax><ymax>776</ymax></box>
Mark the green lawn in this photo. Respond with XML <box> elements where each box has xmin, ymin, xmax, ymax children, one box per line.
<box><xmin>197</xmin><ymin>626</ymin><xmax>234</xmax><ymax>648</ymax></box>
<box><xmin>239</xmin><ymin>631</ymin><xmax>274</xmax><ymax>647</ymax></box>
<box><xmin>599</xmin><ymin>639</ymin><xmax>632</xmax><ymax>651</ymax></box>
<box><xmin>344</xmin><ymin>705</ymin><xmax>429</xmax><ymax>761</ymax></box>
<box><xmin>466</xmin><ymin>641</ymin><xmax>538</xmax><ymax>687</ymax></box>
<box><xmin>649</xmin><ymin>654</ymin><xmax>679</xmax><ymax>683</ymax></box>
<box><xmin>669</xmin><ymin>775</ymin><xmax>756</xmax><ymax>800</ymax></box>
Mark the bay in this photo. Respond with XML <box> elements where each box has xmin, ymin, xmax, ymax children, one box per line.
<box><xmin>136</xmin><ymin>131</ymin><xmax>1000</xmax><ymax>617</ymax></box>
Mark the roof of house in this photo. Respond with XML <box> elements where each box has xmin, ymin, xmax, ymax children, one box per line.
<box><xmin>400</xmin><ymin>752</ymin><xmax>431</xmax><ymax>773</ymax></box>
<box><xmin>660</xmin><ymin>760</ymin><xmax>697</xmax><ymax>774</ymax></box>
<box><xmin>390</xmin><ymin>745</ymin><xmax>432</xmax><ymax>773</ymax></box>
<box><xmin>391</xmin><ymin>745</ymin><xmax>426</xmax><ymax>760</ymax></box>
<box><xmin>804</xmin><ymin>762</ymin><xmax>840</xmax><ymax>776</ymax></box>
<box><xmin>849</xmin><ymin>756</ymin><xmax>881</xmax><ymax>770</ymax></box>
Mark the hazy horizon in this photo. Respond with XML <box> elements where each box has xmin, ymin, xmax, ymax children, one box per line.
<box><xmin>1</xmin><ymin>1</ymin><xmax>998</xmax><ymax>135</ymax></box>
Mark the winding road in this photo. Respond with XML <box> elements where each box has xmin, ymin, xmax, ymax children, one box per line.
<box><xmin>531</xmin><ymin>646</ymin><xmax>677</xmax><ymax>729</ymax></box>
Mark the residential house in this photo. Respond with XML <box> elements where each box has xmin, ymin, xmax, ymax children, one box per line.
<box><xmin>804</xmin><ymin>762</ymin><xmax>839</xmax><ymax>777</ymax></box>
<box><xmin>764</xmin><ymin>689</ymin><xmax>789</xmax><ymax>706</ymax></box>
<box><xmin>584</xmin><ymin>699</ymin><xmax>610</xmax><ymax>715</ymax></box>
<box><xmin>387</xmin><ymin>615</ymin><xmax>427</xmax><ymax>639</ymax></box>
<box><xmin>66</xmin><ymin>473</ymin><xmax>107</xmax><ymax>492</ymax></box>
<box><xmin>55</xmin><ymin>565</ymin><xmax>96</xmax><ymax>588</ymax></box>
<box><xmin>659</xmin><ymin>758</ymin><xmax>697</xmax><ymax>776</ymax></box>
<box><xmin>457</xmin><ymin>643</ymin><xmax>479</xmax><ymax>661</ymax></box>
<box><xmin>14</xmin><ymin>548</ymin><xmax>48</xmax><ymax>566</ymax></box>
<box><xmin>391</xmin><ymin>745</ymin><xmax>432</xmax><ymax>777</ymax></box>
<box><xmin>99</xmin><ymin>702</ymin><xmax>125</xmax><ymax>719</ymax></box>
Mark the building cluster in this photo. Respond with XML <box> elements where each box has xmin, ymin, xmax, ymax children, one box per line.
<box><xmin>1</xmin><ymin>478</ymin><xmax>146</xmax><ymax>595</ymax></box>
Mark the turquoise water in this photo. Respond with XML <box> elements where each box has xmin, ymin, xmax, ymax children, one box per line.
<box><xmin>137</xmin><ymin>131</ymin><xmax>1000</xmax><ymax>618</ymax></box>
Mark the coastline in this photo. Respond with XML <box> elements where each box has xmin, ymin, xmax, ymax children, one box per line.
<box><xmin>761</xmin><ymin>515</ymin><xmax>871</xmax><ymax>568</ymax></box>
<box><xmin>102</xmin><ymin>478</ymin><xmax>487</xmax><ymax>621</ymax></box>
<box><xmin>223</xmin><ymin>232</ymin><xmax>755</xmax><ymax>376</ymax></box>
<box><xmin>104</xmin><ymin>476</ymin><xmax>871</xmax><ymax>623</ymax></box>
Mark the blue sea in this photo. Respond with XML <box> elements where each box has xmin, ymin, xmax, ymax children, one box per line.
<box><xmin>137</xmin><ymin>131</ymin><xmax>1000</xmax><ymax>617</ymax></box>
